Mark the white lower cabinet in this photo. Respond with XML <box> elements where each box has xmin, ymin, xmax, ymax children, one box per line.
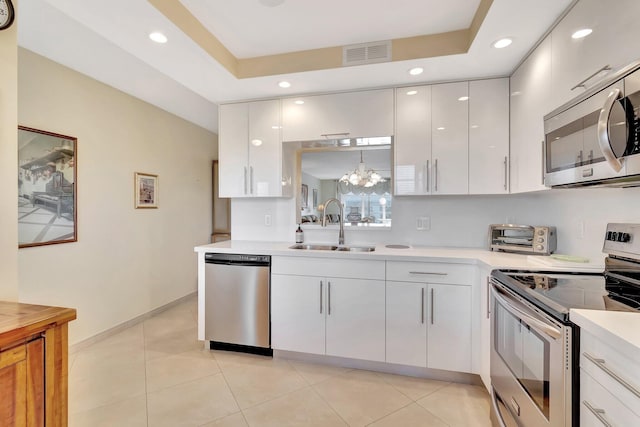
<box><xmin>385</xmin><ymin>262</ymin><xmax>474</xmax><ymax>373</ymax></box>
<box><xmin>271</xmin><ymin>256</ymin><xmax>386</xmax><ymax>362</ymax></box>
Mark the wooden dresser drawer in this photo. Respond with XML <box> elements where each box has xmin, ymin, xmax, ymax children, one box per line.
<box><xmin>386</xmin><ymin>261</ymin><xmax>474</xmax><ymax>284</ymax></box>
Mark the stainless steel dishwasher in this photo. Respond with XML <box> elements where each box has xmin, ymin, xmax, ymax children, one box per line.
<box><xmin>204</xmin><ymin>253</ymin><xmax>272</xmax><ymax>356</ymax></box>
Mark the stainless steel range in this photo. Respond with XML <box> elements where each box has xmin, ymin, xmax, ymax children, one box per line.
<box><xmin>489</xmin><ymin>223</ymin><xmax>640</xmax><ymax>427</ymax></box>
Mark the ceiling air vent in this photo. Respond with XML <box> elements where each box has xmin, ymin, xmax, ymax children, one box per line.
<box><xmin>343</xmin><ymin>41</ymin><xmax>392</xmax><ymax>66</ymax></box>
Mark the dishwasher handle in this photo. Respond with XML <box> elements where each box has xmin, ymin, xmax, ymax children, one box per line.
<box><xmin>204</xmin><ymin>253</ymin><xmax>271</xmax><ymax>267</ymax></box>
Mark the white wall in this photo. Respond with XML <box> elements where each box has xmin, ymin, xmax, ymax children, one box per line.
<box><xmin>229</xmin><ymin>186</ymin><xmax>640</xmax><ymax>264</ymax></box>
<box><xmin>17</xmin><ymin>49</ymin><xmax>217</xmax><ymax>345</ymax></box>
<box><xmin>0</xmin><ymin>0</ymin><xmax>19</xmax><ymax>301</ymax></box>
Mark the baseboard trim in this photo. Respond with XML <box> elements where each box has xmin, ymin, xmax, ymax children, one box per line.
<box><xmin>69</xmin><ymin>291</ymin><xmax>197</xmax><ymax>354</ymax></box>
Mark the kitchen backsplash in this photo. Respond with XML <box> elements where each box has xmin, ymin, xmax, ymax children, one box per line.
<box><xmin>231</xmin><ymin>187</ymin><xmax>640</xmax><ymax>263</ymax></box>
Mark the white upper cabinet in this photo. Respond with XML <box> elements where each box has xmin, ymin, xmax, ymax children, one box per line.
<box><xmin>469</xmin><ymin>79</ymin><xmax>510</xmax><ymax>194</ymax></box>
<box><xmin>510</xmin><ymin>37</ymin><xmax>553</xmax><ymax>193</ymax></box>
<box><xmin>431</xmin><ymin>82</ymin><xmax>469</xmax><ymax>195</ymax></box>
<box><xmin>394</xmin><ymin>86</ymin><xmax>432</xmax><ymax>195</ymax></box>
<box><xmin>281</xmin><ymin>89</ymin><xmax>393</xmax><ymax>142</ymax></box>
<box><xmin>218</xmin><ymin>99</ymin><xmax>291</xmax><ymax>198</ymax></box>
<box><xmin>551</xmin><ymin>0</ymin><xmax>640</xmax><ymax>108</ymax></box>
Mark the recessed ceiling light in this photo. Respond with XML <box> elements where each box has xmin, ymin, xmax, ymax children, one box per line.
<box><xmin>458</xmin><ymin>96</ymin><xmax>469</xmax><ymax>101</ymax></box>
<box><xmin>278</xmin><ymin>81</ymin><xmax>291</xmax><ymax>88</ymax></box>
<box><xmin>294</xmin><ymin>100</ymin><xmax>304</xmax><ymax>105</ymax></box>
<box><xmin>406</xmin><ymin>90</ymin><xmax>418</xmax><ymax>96</ymax></box>
<box><xmin>149</xmin><ymin>32</ymin><xmax>168</xmax><ymax>44</ymax></box>
<box><xmin>492</xmin><ymin>38</ymin><xmax>513</xmax><ymax>49</ymax></box>
<box><xmin>409</xmin><ymin>67</ymin><xmax>424</xmax><ymax>76</ymax></box>
<box><xmin>572</xmin><ymin>28</ymin><xmax>593</xmax><ymax>39</ymax></box>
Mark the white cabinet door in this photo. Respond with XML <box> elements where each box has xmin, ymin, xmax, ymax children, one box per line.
<box><xmin>281</xmin><ymin>89</ymin><xmax>393</xmax><ymax>142</ymax></box>
<box><xmin>248</xmin><ymin>100</ymin><xmax>282</xmax><ymax>197</ymax></box>
<box><xmin>325</xmin><ymin>278</ymin><xmax>386</xmax><ymax>362</ymax></box>
<box><xmin>427</xmin><ymin>283</ymin><xmax>472</xmax><ymax>373</ymax></box>
<box><xmin>271</xmin><ymin>274</ymin><xmax>325</xmax><ymax>354</ymax></box>
<box><xmin>432</xmin><ymin>82</ymin><xmax>469</xmax><ymax>194</ymax></box>
<box><xmin>551</xmin><ymin>0</ymin><xmax>640</xmax><ymax>108</ymax></box>
<box><xmin>469</xmin><ymin>79</ymin><xmax>510</xmax><ymax>194</ymax></box>
<box><xmin>394</xmin><ymin>86</ymin><xmax>432</xmax><ymax>195</ymax></box>
<box><xmin>386</xmin><ymin>281</ymin><xmax>427</xmax><ymax>367</ymax></box>
<box><xmin>510</xmin><ymin>37</ymin><xmax>552</xmax><ymax>193</ymax></box>
<box><xmin>218</xmin><ymin>103</ymin><xmax>249</xmax><ymax>198</ymax></box>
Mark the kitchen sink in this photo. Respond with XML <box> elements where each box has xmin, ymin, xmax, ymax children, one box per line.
<box><xmin>289</xmin><ymin>244</ymin><xmax>338</xmax><ymax>251</ymax></box>
<box><xmin>289</xmin><ymin>244</ymin><xmax>375</xmax><ymax>252</ymax></box>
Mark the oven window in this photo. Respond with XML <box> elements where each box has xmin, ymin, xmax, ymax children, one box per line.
<box><xmin>495</xmin><ymin>301</ymin><xmax>550</xmax><ymax>419</ymax></box>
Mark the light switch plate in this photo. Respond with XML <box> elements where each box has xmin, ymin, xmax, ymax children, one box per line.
<box><xmin>417</xmin><ymin>216</ymin><xmax>430</xmax><ymax>231</ymax></box>
<box><xmin>264</xmin><ymin>214</ymin><xmax>272</xmax><ymax>227</ymax></box>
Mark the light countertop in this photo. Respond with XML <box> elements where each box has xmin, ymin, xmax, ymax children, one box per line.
<box><xmin>571</xmin><ymin>309</ymin><xmax>640</xmax><ymax>362</ymax></box>
<box><xmin>194</xmin><ymin>240</ymin><xmax>605</xmax><ymax>272</ymax></box>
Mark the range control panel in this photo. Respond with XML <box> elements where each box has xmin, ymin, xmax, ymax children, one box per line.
<box><xmin>603</xmin><ymin>223</ymin><xmax>640</xmax><ymax>259</ymax></box>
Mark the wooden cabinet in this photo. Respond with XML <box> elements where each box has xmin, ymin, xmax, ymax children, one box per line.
<box><xmin>0</xmin><ymin>302</ymin><xmax>76</xmax><ymax>427</ymax></box>
<box><xmin>218</xmin><ymin>99</ymin><xmax>291</xmax><ymax>198</ymax></box>
<box><xmin>550</xmin><ymin>0</ymin><xmax>640</xmax><ymax>108</ymax></box>
<box><xmin>580</xmin><ymin>329</ymin><xmax>640</xmax><ymax>426</ymax></box>
<box><xmin>431</xmin><ymin>82</ymin><xmax>469</xmax><ymax>195</ymax></box>
<box><xmin>468</xmin><ymin>79</ymin><xmax>510</xmax><ymax>194</ymax></box>
<box><xmin>271</xmin><ymin>256</ymin><xmax>386</xmax><ymax>362</ymax></box>
<box><xmin>281</xmin><ymin>89</ymin><xmax>393</xmax><ymax>142</ymax></box>
<box><xmin>385</xmin><ymin>262</ymin><xmax>474</xmax><ymax>372</ymax></box>
<box><xmin>394</xmin><ymin>86</ymin><xmax>432</xmax><ymax>195</ymax></box>
<box><xmin>509</xmin><ymin>37</ymin><xmax>552</xmax><ymax>193</ymax></box>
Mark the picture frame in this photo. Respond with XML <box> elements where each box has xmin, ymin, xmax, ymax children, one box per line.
<box><xmin>134</xmin><ymin>172</ymin><xmax>158</xmax><ymax>209</ymax></box>
<box><xmin>301</xmin><ymin>183</ymin><xmax>309</xmax><ymax>208</ymax></box>
<box><xmin>18</xmin><ymin>126</ymin><xmax>77</xmax><ymax>248</ymax></box>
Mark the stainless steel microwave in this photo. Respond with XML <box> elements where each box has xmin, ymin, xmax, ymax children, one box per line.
<box><xmin>544</xmin><ymin>61</ymin><xmax>640</xmax><ymax>188</ymax></box>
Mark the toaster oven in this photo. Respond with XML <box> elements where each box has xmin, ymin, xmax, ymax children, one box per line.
<box><xmin>489</xmin><ymin>224</ymin><xmax>556</xmax><ymax>255</ymax></box>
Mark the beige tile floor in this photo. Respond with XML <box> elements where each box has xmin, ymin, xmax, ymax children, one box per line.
<box><xmin>68</xmin><ymin>296</ymin><xmax>492</xmax><ymax>427</ymax></box>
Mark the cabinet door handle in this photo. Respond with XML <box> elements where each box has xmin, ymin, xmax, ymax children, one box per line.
<box><xmin>486</xmin><ymin>276</ymin><xmax>491</xmax><ymax>319</ymax></box>
<box><xmin>503</xmin><ymin>156</ymin><xmax>508</xmax><ymax>191</ymax></box>
<box><xmin>320</xmin><ymin>281</ymin><xmax>323</xmax><ymax>314</ymax></box>
<box><xmin>421</xmin><ymin>287</ymin><xmax>425</xmax><ymax>324</ymax></box>
<box><xmin>583</xmin><ymin>352</ymin><xmax>640</xmax><ymax>399</ymax></box>
<box><xmin>327</xmin><ymin>282</ymin><xmax>331</xmax><ymax>315</ymax></box>
<box><xmin>250</xmin><ymin>166</ymin><xmax>254</xmax><ymax>194</ymax></box>
<box><xmin>244</xmin><ymin>166</ymin><xmax>248</xmax><ymax>194</ymax></box>
<box><xmin>434</xmin><ymin>159</ymin><xmax>439</xmax><ymax>192</ymax></box>
<box><xmin>409</xmin><ymin>271</ymin><xmax>448</xmax><ymax>276</ymax></box>
<box><xmin>430</xmin><ymin>288</ymin><xmax>435</xmax><ymax>324</ymax></box>
<box><xmin>588</xmin><ymin>149</ymin><xmax>594</xmax><ymax>163</ymax></box>
<box><xmin>582</xmin><ymin>401</ymin><xmax>612</xmax><ymax>427</ymax></box>
<box><xmin>571</xmin><ymin>65</ymin><xmax>611</xmax><ymax>91</ymax></box>
<box><xmin>541</xmin><ymin>140</ymin><xmax>546</xmax><ymax>185</ymax></box>
<box><xmin>321</xmin><ymin>132</ymin><xmax>350</xmax><ymax>138</ymax></box>
<box><xmin>425</xmin><ymin>160</ymin><xmax>430</xmax><ymax>193</ymax></box>
<box><xmin>577</xmin><ymin>150</ymin><xmax>584</xmax><ymax>165</ymax></box>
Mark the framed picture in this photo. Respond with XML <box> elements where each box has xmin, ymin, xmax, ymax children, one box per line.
<box><xmin>135</xmin><ymin>172</ymin><xmax>158</xmax><ymax>208</ymax></box>
<box><xmin>18</xmin><ymin>126</ymin><xmax>77</xmax><ymax>248</ymax></box>
<box><xmin>301</xmin><ymin>184</ymin><xmax>309</xmax><ymax>208</ymax></box>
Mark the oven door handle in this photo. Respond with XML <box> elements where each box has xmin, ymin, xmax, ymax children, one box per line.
<box><xmin>490</xmin><ymin>389</ymin><xmax>508</xmax><ymax>427</ymax></box>
<box><xmin>492</xmin><ymin>283</ymin><xmax>562</xmax><ymax>340</ymax></box>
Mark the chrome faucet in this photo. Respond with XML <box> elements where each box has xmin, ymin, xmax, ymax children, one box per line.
<box><xmin>321</xmin><ymin>198</ymin><xmax>345</xmax><ymax>245</ymax></box>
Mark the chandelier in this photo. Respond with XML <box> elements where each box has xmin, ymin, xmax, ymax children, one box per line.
<box><xmin>339</xmin><ymin>151</ymin><xmax>385</xmax><ymax>188</ymax></box>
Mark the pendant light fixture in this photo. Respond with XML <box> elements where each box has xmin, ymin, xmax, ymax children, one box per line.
<box><xmin>339</xmin><ymin>151</ymin><xmax>384</xmax><ymax>188</ymax></box>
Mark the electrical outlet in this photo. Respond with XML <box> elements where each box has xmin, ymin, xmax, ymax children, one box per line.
<box><xmin>417</xmin><ymin>216</ymin><xmax>431</xmax><ymax>231</ymax></box>
<box><xmin>264</xmin><ymin>214</ymin><xmax>272</xmax><ymax>227</ymax></box>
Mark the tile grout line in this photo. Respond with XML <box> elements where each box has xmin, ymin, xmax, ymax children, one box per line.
<box><xmin>306</xmin><ymin>384</ymin><xmax>351</xmax><ymax>427</ymax></box>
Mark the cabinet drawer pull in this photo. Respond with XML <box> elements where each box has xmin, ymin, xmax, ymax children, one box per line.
<box><xmin>434</xmin><ymin>159</ymin><xmax>439</xmax><ymax>192</ymax></box>
<box><xmin>250</xmin><ymin>166</ymin><xmax>254</xmax><ymax>194</ymax></box>
<box><xmin>486</xmin><ymin>276</ymin><xmax>491</xmax><ymax>319</ymax></box>
<box><xmin>503</xmin><ymin>156</ymin><xmax>508</xmax><ymax>191</ymax></box>
<box><xmin>425</xmin><ymin>160</ymin><xmax>430</xmax><ymax>193</ymax></box>
<box><xmin>244</xmin><ymin>166</ymin><xmax>248</xmax><ymax>194</ymax></box>
<box><xmin>319</xmin><ymin>281</ymin><xmax>323</xmax><ymax>314</ymax></box>
<box><xmin>409</xmin><ymin>271</ymin><xmax>448</xmax><ymax>276</ymax></box>
<box><xmin>571</xmin><ymin>65</ymin><xmax>612</xmax><ymax>91</ymax></box>
<box><xmin>584</xmin><ymin>352</ymin><xmax>640</xmax><ymax>398</ymax></box>
<box><xmin>582</xmin><ymin>401</ymin><xmax>612</xmax><ymax>427</ymax></box>
<box><xmin>328</xmin><ymin>282</ymin><xmax>331</xmax><ymax>315</ymax></box>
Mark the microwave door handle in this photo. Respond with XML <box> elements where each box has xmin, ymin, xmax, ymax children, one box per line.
<box><xmin>491</xmin><ymin>283</ymin><xmax>562</xmax><ymax>339</ymax></box>
<box><xmin>597</xmin><ymin>88</ymin><xmax>624</xmax><ymax>172</ymax></box>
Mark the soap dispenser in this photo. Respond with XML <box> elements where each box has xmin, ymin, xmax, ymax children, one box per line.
<box><xmin>295</xmin><ymin>224</ymin><xmax>304</xmax><ymax>243</ymax></box>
